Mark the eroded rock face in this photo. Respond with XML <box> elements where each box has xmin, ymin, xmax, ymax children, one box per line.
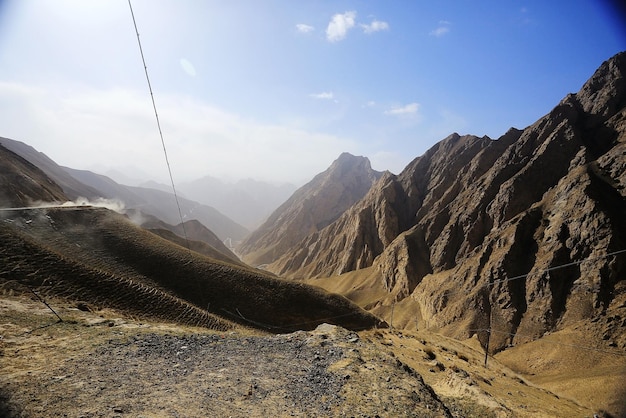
<box><xmin>383</xmin><ymin>52</ymin><xmax>626</xmax><ymax>350</ymax></box>
<box><xmin>238</xmin><ymin>152</ymin><xmax>382</xmax><ymax>267</ymax></box>
<box><xmin>265</xmin><ymin>52</ymin><xmax>626</xmax><ymax>349</ymax></box>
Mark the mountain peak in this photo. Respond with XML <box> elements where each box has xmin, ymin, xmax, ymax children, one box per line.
<box><xmin>238</xmin><ymin>153</ymin><xmax>383</xmax><ymax>267</ymax></box>
<box><xmin>249</xmin><ymin>54</ymin><xmax>626</xmax><ymax>369</ymax></box>
<box><xmin>575</xmin><ymin>51</ymin><xmax>626</xmax><ymax>121</ymax></box>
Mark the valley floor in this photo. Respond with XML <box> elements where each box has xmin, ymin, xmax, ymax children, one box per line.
<box><xmin>0</xmin><ymin>295</ymin><xmax>603</xmax><ymax>417</ymax></box>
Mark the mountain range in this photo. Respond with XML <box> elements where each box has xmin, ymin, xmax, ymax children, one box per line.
<box><xmin>1</xmin><ymin>52</ymin><xmax>625</xmax><ymax>416</ymax></box>
<box><xmin>241</xmin><ymin>51</ymin><xmax>626</xmax><ymax>352</ymax></box>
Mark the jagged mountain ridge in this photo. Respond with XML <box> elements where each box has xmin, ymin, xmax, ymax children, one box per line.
<box><xmin>238</xmin><ymin>152</ymin><xmax>383</xmax><ymax>267</ymax></box>
<box><xmin>264</xmin><ymin>53</ymin><xmax>626</xmax><ymax>352</ymax></box>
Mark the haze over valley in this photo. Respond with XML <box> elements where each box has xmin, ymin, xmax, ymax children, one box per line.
<box><xmin>2</xmin><ymin>52</ymin><xmax>626</xmax><ymax>416</ymax></box>
<box><xmin>1</xmin><ymin>1</ymin><xmax>626</xmax><ymax>416</ymax></box>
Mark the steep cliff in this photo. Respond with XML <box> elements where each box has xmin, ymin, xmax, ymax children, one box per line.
<box><xmin>238</xmin><ymin>152</ymin><xmax>382</xmax><ymax>267</ymax></box>
<box><xmin>270</xmin><ymin>53</ymin><xmax>626</xmax><ymax>353</ymax></box>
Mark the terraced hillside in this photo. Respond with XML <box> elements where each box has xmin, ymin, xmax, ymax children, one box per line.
<box><xmin>0</xmin><ymin>206</ymin><xmax>381</xmax><ymax>332</ymax></box>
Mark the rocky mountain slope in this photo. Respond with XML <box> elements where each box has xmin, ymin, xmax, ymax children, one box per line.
<box><xmin>265</xmin><ymin>53</ymin><xmax>626</xmax><ymax>353</ymax></box>
<box><xmin>0</xmin><ymin>206</ymin><xmax>380</xmax><ymax>332</ymax></box>
<box><xmin>238</xmin><ymin>152</ymin><xmax>382</xmax><ymax>267</ymax></box>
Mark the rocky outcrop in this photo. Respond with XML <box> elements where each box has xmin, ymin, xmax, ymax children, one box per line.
<box><xmin>391</xmin><ymin>52</ymin><xmax>626</xmax><ymax>350</ymax></box>
<box><xmin>238</xmin><ymin>153</ymin><xmax>382</xmax><ymax>267</ymax></box>
<box><xmin>268</xmin><ymin>52</ymin><xmax>626</xmax><ymax>349</ymax></box>
<box><xmin>268</xmin><ymin>133</ymin><xmax>499</xmax><ymax>279</ymax></box>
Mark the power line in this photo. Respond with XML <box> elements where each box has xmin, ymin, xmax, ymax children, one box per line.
<box><xmin>442</xmin><ymin>248</ymin><xmax>626</xmax><ymax>298</ymax></box>
<box><xmin>490</xmin><ymin>248</ymin><xmax>626</xmax><ymax>288</ymax></box>
<box><xmin>127</xmin><ymin>0</ymin><xmax>190</xmax><ymax>250</ymax></box>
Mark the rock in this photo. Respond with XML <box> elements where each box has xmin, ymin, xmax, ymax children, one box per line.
<box><xmin>247</xmin><ymin>52</ymin><xmax>626</xmax><ymax>350</ymax></box>
<box><xmin>238</xmin><ymin>152</ymin><xmax>382</xmax><ymax>268</ymax></box>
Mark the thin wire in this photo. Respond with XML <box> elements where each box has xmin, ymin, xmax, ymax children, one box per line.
<box><xmin>490</xmin><ymin>248</ymin><xmax>626</xmax><ymax>288</ymax></box>
<box><xmin>127</xmin><ymin>0</ymin><xmax>190</xmax><ymax>250</ymax></box>
<box><xmin>442</xmin><ymin>248</ymin><xmax>626</xmax><ymax>298</ymax></box>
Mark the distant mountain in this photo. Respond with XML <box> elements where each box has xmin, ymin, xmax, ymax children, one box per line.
<box><xmin>238</xmin><ymin>153</ymin><xmax>383</xmax><ymax>267</ymax></box>
<box><xmin>137</xmin><ymin>180</ymin><xmax>174</xmax><ymax>193</ymax></box>
<box><xmin>136</xmin><ymin>212</ymin><xmax>242</xmax><ymax>265</ymax></box>
<box><xmin>63</xmin><ymin>167</ymin><xmax>250</xmax><ymax>243</ymax></box>
<box><xmin>0</xmin><ymin>143</ymin><xmax>68</xmax><ymax>207</ymax></box>
<box><xmin>0</xmin><ymin>137</ymin><xmax>101</xmax><ymax>200</ymax></box>
<box><xmin>177</xmin><ymin>176</ymin><xmax>297</xmax><ymax>229</ymax></box>
<box><xmin>259</xmin><ymin>53</ymin><xmax>626</xmax><ymax>357</ymax></box>
<box><xmin>0</xmin><ymin>137</ymin><xmax>249</xmax><ymax>243</ymax></box>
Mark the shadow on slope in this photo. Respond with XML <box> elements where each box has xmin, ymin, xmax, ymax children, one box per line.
<box><xmin>0</xmin><ymin>207</ymin><xmax>382</xmax><ymax>332</ymax></box>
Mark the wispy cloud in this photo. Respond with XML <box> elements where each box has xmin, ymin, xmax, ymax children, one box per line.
<box><xmin>429</xmin><ymin>20</ymin><xmax>451</xmax><ymax>37</ymax></box>
<box><xmin>360</xmin><ymin>20</ymin><xmax>389</xmax><ymax>34</ymax></box>
<box><xmin>384</xmin><ymin>102</ymin><xmax>420</xmax><ymax>116</ymax></box>
<box><xmin>309</xmin><ymin>92</ymin><xmax>334</xmax><ymax>100</ymax></box>
<box><xmin>326</xmin><ymin>11</ymin><xmax>356</xmax><ymax>42</ymax></box>
<box><xmin>0</xmin><ymin>82</ymin><xmax>357</xmax><ymax>184</ymax></box>
<box><xmin>296</xmin><ymin>23</ymin><xmax>314</xmax><ymax>34</ymax></box>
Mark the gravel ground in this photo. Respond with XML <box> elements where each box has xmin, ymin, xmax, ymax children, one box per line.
<box><xmin>1</xmin><ymin>318</ymin><xmax>452</xmax><ymax>418</ymax></box>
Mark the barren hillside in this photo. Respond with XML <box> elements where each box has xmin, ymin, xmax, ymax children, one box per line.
<box><xmin>0</xmin><ymin>206</ymin><xmax>381</xmax><ymax>332</ymax></box>
<box><xmin>238</xmin><ymin>152</ymin><xmax>382</xmax><ymax>267</ymax></box>
<box><xmin>264</xmin><ymin>53</ymin><xmax>626</xmax><ymax>349</ymax></box>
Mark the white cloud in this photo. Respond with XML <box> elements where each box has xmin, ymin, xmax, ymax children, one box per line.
<box><xmin>360</xmin><ymin>20</ymin><xmax>389</xmax><ymax>34</ymax></box>
<box><xmin>326</xmin><ymin>11</ymin><xmax>356</xmax><ymax>42</ymax></box>
<box><xmin>429</xmin><ymin>27</ymin><xmax>449</xmax><ymax>37</ymax></box>
<box><xmin>429</xmin><ymin>21</ymin><xmax>451</xmax><ymax>37</ymax></box>
<box><xmin>0</xmin><ymin>82</ymin><xmax>358</xmax><ymax>184</ymax></box>
<box><xmin>296</xmin><ymin>23</ymin><xmax>314</xmax><ymax>33</ymax></box>
<box><xmin>363</xmin><ymin>100</ymin><xmax>376</xmax><ymax>108</ymax></box>
<box><xmin>309</xmin><ymin>92</ymin><xmax>334</xmax><ymax>100</ymax></box>
<box><xmin>384</xmin><ymin>103</ymin><xmax>420</xmax><ymax>116</ymax></box>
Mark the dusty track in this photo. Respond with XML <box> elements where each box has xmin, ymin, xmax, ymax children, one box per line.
<box><xmin>0</xmin><ymin>297</ymin><xmax>598</xmax><ymax>418</ymax></box>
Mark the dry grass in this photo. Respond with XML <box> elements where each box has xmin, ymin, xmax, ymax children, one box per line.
<box><xmin>0</xmin><ymin>207</ymin><xmax>382</xmax><ymax>334</ymax></box>
<box><xmin>0</xmin><ymin>294</ymin><xmax>612</xmax><ymax>417</ymax></box>
<box><xmin>309</xmin><ymin>265</ymin><xmax>625</xmax><ymax>417</ymax></box>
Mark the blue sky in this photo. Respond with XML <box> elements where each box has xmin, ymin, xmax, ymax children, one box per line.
<box><xmin>0</xmin><ymin>1</ymin><xmax>624</xmax><ymax>185</ymax></box>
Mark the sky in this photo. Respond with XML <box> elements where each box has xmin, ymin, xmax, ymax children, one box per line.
<box><xmin>0</xmin><ymin>1</ymin><xmax>624</xmax><ymax>186</ymax></box>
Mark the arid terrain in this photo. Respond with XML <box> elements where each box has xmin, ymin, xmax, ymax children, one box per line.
<box><xmin>2</xmin><ymin>294</ymin><xmax>614</xmax><ymax>417</ymax></box>
<box><xmin>1</xmin><ymin>53</ymin><xmax>626</xmax><ymax>417</ymax></box>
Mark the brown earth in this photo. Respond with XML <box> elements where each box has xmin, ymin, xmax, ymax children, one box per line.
<box><xmin>306</xmin><ymin>268</ymin><xmax>626</xmax><ymax>417</ymax></box>
<box><xmin>0</xmin><ymin>295</ymin><xmax>602</xmax><ymax>418</ymax></box>
<box><xmin>251</xmin><ymin>52</ymin><xmax>626</xmax><ymax>360</ymax></box>
<box><xmin>0</xmin><ymin>206</ymin><xmax>381</xmax><ymax>333</ymax></box>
